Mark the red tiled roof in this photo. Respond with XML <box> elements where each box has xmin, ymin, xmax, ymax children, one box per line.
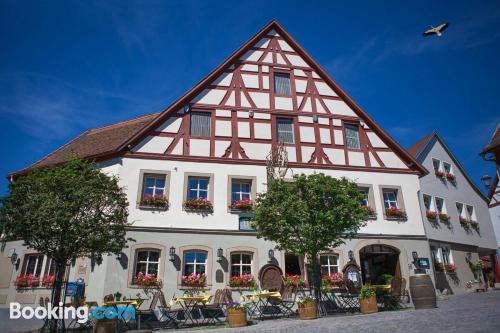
<box><xmin>12</xmin><ymin>113</ymin><xmax>159</xmax><ymax>175</ymax></box>
<box><xmin>407</xmin><ymin>132</ymin><xmax>435</xmax><ymax>159</ymax></box>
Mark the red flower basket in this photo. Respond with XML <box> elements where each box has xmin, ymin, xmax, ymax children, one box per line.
<box><xmin>42</xmin><ymin>275</ymin><xmax>55</xmax><ymax>288</ymax></box>
<box><xmin>15</xmin><ymin>274</ymin><xmax>40</xmax><ymax>288</ymax></box>
<box><xmin>435</xmin><ymin>170</ymin><xmax>445</xmax><ymax>178</ymax></box>
<box><xmin>321</xmin><ymin>272</ymin><xmax>345</xmax><ymax>288</ymax></box>
<box><xmin>284</xmin><ymin>274</ymin><xmax>307</xmax><ymax>290</ymax></box>
<box><xmin>184</xmin><ymin>197</ymin><xmax>213</xmax><ymax>210</ymax></box>
<box><xmin>229</xmin><ymin>274</ymin><xmax>256</xmax><ymax>288</ymax></box>
<box><xmin>135</xmin><ymin>272</ymin><xmax>162</xmax><ymax>287</ymax></box>
<box><xmin>445</xmin><ymin>173</ymin><xmax>455</xmax><ymax>181</ymax></box>
<box><xmin>182</xmin><ymin>273</ymin><xmax>207</xmax><ymax>288</ymax></box>
<box><xmin>439</xmin><ymin>213</ymin><xmax>450</xmax><ymax>222</ymax></box>
<box><xmin>141</xmin><ymin>194</ymin><xmax>169</xmax><ymax>208</ymax></box>
<box><xmin>229</xmin><ymin>199</ymin><xmax>253</xmax><ymax>211</ymax></box>
<box><xmin>444</xmin><ymin>264</ymin><xmax>456</xmax><ymax>273</ymax></box>
<box><xmin>385</xmin><ymin>207</ymin><xmax>407</xmax><ymax>219</ymax></box>
<box><xmin>426</xmin><ymin>211</ymin><xmax>438</xmax><ymax>220</ymax></box>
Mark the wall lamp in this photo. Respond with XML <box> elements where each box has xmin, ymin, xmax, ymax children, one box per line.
<box><xmin>169</xmin><ymin>246</ymin><xmax>176</xmax><ymax>262</ymax></box>
<box><xmin>217</xmin><ymin>248</ymin><xmax>224</xmax><ymax>263</ymax></box>
<box><xmin>481</xmin><ymin>175</ymin><xmax>492</xmax><ymax>189</ymax></box>
<box><xmin>412</xmin><ymin>251</ymin><xmax>419</xmax><ymax>261</ymax></box>
<box><xmin>10</xmin><ymin>250</ymin><xmax>18</xmax><ymax>265</ymax></box>
<box><xmin>268</xmin><ymin>249</ymin><xmax>275</xmax><ymax>263</ymax></box>
<box><xmin>249</xmin><ymin>110</ymin><xmax>254</xmax><ymax>118</ymax></box>
<box><xmin>348</xmin><ymin>250</ymin><xmax>354</xmax><ymax>261</ymax></box>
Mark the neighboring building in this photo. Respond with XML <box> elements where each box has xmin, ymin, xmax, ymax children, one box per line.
<box><xmin>0</xmin><ymin>20</ymin><xmax>431</xmax><ymax>307</ymax></box>
<box><xmin>408</xmin><ymin>132</ymin><xmax>497</xmax><ymax>294</ymax></box>
<box><xmin>480</xmin><ymin>124</ymin><xmax>500</xmax><ymax>286</ymax></box>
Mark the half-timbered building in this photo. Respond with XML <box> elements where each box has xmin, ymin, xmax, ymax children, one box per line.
<box><xmin>1</xmin><ymin>20</ymin><xmax>433</xmax><ymax>306</ymax></box>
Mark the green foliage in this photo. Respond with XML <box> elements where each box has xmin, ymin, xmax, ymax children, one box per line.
<box><xmin>0</xmin><ymin>158</ymin><xmax>132</xmax><ymax>262</ymax></box>
<box><xmin>377</xmin><ymin>274</ymin><xmax>393</xmax><ymax>285</ymax></box>
<box><xmin>251</xmin><ymin>173</ymin><xmax>367</xmax><ymax>259</ymax></box>
<box><xmin>359</xmin><ymin>285</ymin><xmax>376</xmax><ymax>300</ymax></box>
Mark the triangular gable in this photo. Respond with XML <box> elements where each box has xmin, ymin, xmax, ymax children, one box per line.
<box><xmin>121</xmin><ymin>20</ymin><xmax>425</xmax><ymax>174</ymax></box>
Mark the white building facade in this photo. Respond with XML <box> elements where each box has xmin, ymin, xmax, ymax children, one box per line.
<box><xmin>1</xmin><ymin>20</ymin><xmax>432</xmax><ymax>307</ymax></box>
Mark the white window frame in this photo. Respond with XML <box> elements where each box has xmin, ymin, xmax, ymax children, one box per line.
<box><xmin>320</xmin><ymin>254</ymin><xmax>339</xmax><ymax>275</ymax></box>
<box><xmin>456</xmin><ymin>202</ymin><xmax>466</xmax><ymax>218</ymax></box>
<box><xmin>142</xmin><ymin>174</ymin><xmax>167</xmax><ymax>198</ymax></box>
<box><xmin>230</xmin><ymin>253</ymin><xmax>253</xmax><ymax>277</ymax></box>
<box><xmin>423</xmin><ymin>194</ymin><xmax>434</xmax><ymax>212</ymax></box>
<box><xmin>466</xmin><ymin>205</ymin><xmax>476</xmax><ymax>221</ymax></box>
<box><xmin>187</xmin><ymin>176</ymin><xmax>210</xmax><ymax>199</ymax></box>
<box><xmin>22</xmin><ymin>254</ymin><xmax>45</xmax><ymax>277</ymax></box>
<box><xmin>134</xmin><ymin>250</ymin><xmax>161</xmax><ymax>277</ymax></box>
<box><xmin>432</xmin><ymin>159</ymin><xmax>442</xmax><ymax>173</ymax></box>
<box><xmin>231</xmin><ymin>180</ymin><xmax>252</xmax><ymax>202</ymax></box>
<box><xmin>383</xmin><ymin>190</ymin><xmax>399</xmax><ymax>209</ymax></box>
<box><xmin>435</xmin><ymin>197</ymin><xmax>446</xmax><ymax>214</ymax></box>
<box><xmin>443</xmin><ymin>162</ymin><xmax>452</xmax><ymax>175</ymax></box>
<box><xmin>183</xmin><ymin>251</ymin><xmax>207</xmax><ymax>276</ymax></box>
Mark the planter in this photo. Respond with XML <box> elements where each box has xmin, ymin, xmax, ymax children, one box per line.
<box><xmin>298</xmin><ymin>301</ymin><xmax>317</xmax><ymax>320</ymax></box>
<box><xmin>359</xmin><ymin>295</ymin><xmax>378</xmax><ymax>314</ymax></box>
<box><xmin>227</xmin><ymin>308</ymin><xmax>247</xmax><ymax>327</ymax></box>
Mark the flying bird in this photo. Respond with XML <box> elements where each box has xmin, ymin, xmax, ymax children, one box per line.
<box><xmin>423</xmin><ymin>23</ymin><xmax>449</xmax><ymax>37</ymax></box>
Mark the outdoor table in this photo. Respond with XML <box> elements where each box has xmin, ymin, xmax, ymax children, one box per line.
<box><xmin>103</xmin><ymin>300</ymin><xmax>138</xmax><ymax>330</ymax></box>
<box><xmin>245</xmin><ymin>291</ymin><xmax>282</xmax><ymax>320</ymax></box>
<box><xmin>174</xmin><ymin>295</ymin><xmax>211</xmax><ymax>326</ymax></box>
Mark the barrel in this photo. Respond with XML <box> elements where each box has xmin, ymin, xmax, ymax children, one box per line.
<box><xmin>409</xmin><ymin>275</ymin><xmax>437</xmax><ymax>309</ymax></box>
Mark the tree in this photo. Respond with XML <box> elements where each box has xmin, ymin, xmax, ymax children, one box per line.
<box><xmin>0</xmin><ymin>159</ymin><xmax>131</xmax><ymax>332</ymax></box>
<box><xmin>252</xmin><ymin>173</ymin><xmax>367</xmax><ymax>300</ymax></box>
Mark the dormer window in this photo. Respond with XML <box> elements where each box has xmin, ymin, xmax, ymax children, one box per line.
<box><xmin>345</xmin><ymin>125</ymin><xmax>360</xmax><ymax>149</ymax></box>
<box><xmin>274</xmin><ymin>73</ymin><xmax>291</xmax><ymax>96</ymax></box>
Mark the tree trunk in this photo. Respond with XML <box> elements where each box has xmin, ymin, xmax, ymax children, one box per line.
<box><xmin>49</xmin><ymin>260</ymin><xmax>67</xmax><ymax>333</ymax></box>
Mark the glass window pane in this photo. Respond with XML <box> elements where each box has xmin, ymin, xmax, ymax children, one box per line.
<box><xmin>184</xmin><ymin>252</ymin><xmax>196</xmax><ymax>263</ymax></box>
<box><xmin>232</xmin><ymin>193</ymin><xmax>240</xmax><ymax>202</ymax></box>
<box><xmin>155</xmin><ymin>178</ymin><xmax>165</xmax><ymax>189</ymax></box>
<box><xmin>320</xmin><ymin>256</ymin><xmax>328</xmax><ymax>265</ymax></box>
<box><xmin>231</xmin><ymin>266</ymin><xmax>240</xmax><ymax>276</ymax></box>
<box><xmin>241</xmin><ymin>193</ymin><xmax>250</xmax><ymax>200</ymax></box>
<box><xmin>231</xmin><ymin>254</ymin><xmax>240</xmax><ymax>263</ymax></box>
<box><xmin>433</xmin><ymin>159</ymin><xmax>440</xmax><ymax>172</ymax></box>
<box><xmin>274</xmin><ymin>73</ymin><xmax>291</xmax><ymax>95</ymax></box>
<box><xmin>147</xmin><ymin>264</ymin><xmax>158</xmax><ymax>275</ymax></box>
<box><xmin>231</xmin><ymin>182</ymin><xmax>239</xmax><ymax>193</ymax></box>
<box><xmin>241</xmin><ymin>254</ymin><xmax>251</xmax><ymax>264</ymax></box>
<box><xmin>196</xmin><ymin>252</ymin><xmax>207</xmax><ymax>263</ymax></box>
<box><xmin>330</xmin><ymin>255</ymin><xmax>338</xmax><ymax>265</ymax></box>
<box><xmin>136</xmin><ymin>263</ymin><xmax>147</xmax><ymax>274</ymax></box>
<box><xmin>321</xmin><ymin>267</ymin><xmax>328</xmax><ymax>275</ymax></box>
<box><xmin>184</xmin><ymin>264</ymin><xmax>194</xmax><ymax>276</ymax></box>
<box><xmin>198</xmin><ymin>178</ymin><xmax>208</xmax><ymax>189</ymax></box>
<box><xmin>242</xmin><ymin>266</ymin><xmax>252</xmax><ymax>275</ymax></box>
<box><xmin>196</xmin><ymin>265</ymin><xmax>206</xmax><ymax>275</ymax></box>
<box><xmin>345</xmin><ymin>125</ymin><xmax>360</xmax><ymax>149</ymax></box>
<box><xmin>276</xmin><ymin>118</ymin><xmax>294</xmax><ymax>144</ymax></box>
<box><xmin>137</xmin><ymin>251</ymin><xmax>148</xmax><ymax>261</ymax></box>
<box><xmin>149</xmin><ymin>251</ymin><xmax>160</xmax><ymax>262</ymax></box>
<box><xmin>190</xmin><ymin>112</ymin><xmax>211</xmax><ymax>137</ymax></box>
<box><xmin>144</xmin><ymin>178</ymin><xmax>155</xmax><ymax>188</ymax></box>
<box><xmin>144</xmin><ymin>187</ymin><xmax>154</xmax><ymax>196</ymax></box>
<box><xmin>188</xmin><ymin>190</ymin><xmax>198</xmax><ymax>199</ymax></box>
<box><xmin>198</xmin><ymin>190</ymin><xmax>208</xmax><ymax>199</ymax></box>
<box><xmin>241</xmin><ymin>183</ymin><xmax>251</xmax><ymax>192</ymax></box>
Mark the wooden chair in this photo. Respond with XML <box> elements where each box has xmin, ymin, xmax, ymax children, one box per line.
<box><xmin>156</xmin><ymin>291</ymin><xmax>180</xmax><ymax>329</ymax></box>
<box><xmin>390</xmin><ymin>277</ymin><xmax>408</xmax><ymax>308</ymax></box>
<box><xmin>201</xmin><ymin>289</ymin><xmax>225</xmax><ymax>324</ymax></box>
<box><xmin>139</xmin><ymin>292</ymin><xmax>160</xmax><ymax>328</ymax></box>
<box><xmin>276</xmin><ymin>286</ymin><xmax>297</xmax><ymax>317</ymax></box>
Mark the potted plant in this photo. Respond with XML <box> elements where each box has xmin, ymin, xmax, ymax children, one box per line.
<box><xmin>284</xmin><ymin>274</ymin><xmax>307</xmax><ymax>291</ymax></box>
<box><xmin>135</xmin><ymin>272</ymin><xmax>162</xmax><ymax>296</ymax></box>
<box><xmin>15</xmin><ymin>274</ymin><xmax>39</xmax><ymax>288</ymax></box>
<box><xmin>426</xmin><ymin>211</ymin><xmax>438</xmax><ymax>220</ymax></box>
<box><xmin>229</xmin><ymin>274</ymin><xmax>256</xmax><ymax>289</ymax></box>
<box><xmin>114</xmin><ymin>291</ymin><xmax>122</xmax><ymax>301</ymax></box>
<box><xmin>434</xmin><ymin>262</ymin><xmax>444</xmax><ymax>272</ymax></box>
<box><xmin>359</xmin><ymin>285</ymin><xmax>378</xmax><ymax>314</ymax></box>
<box><xmin>229</xmin><ymin>199</ymin><xmax>253</xmax><ymax>211</ymax></box>
<box><xmin>361</xmin><ymin>205</ymin><xmax>377</xmax><ymax>218</ymax></box>
<box><xmin>438</xmin><ymin>213</ymin><xmax>450</xmax><ymax>222</ymax></box>
<box><xmin>140</xmin><ymin>194</ymin><xmax>169</xmax><ymax>209</ymax></box>
<box><xmin>385</xmin><ymin>207</ymin><xmax>407</xmax><ymax>219</ymax></box>
<box><xmin>444</xmin><ymin>263</ymin><xmax>456</xmax><ymax>273</ymax></box>
<box><xmin>445</xmin><ymin>173</ymin><xmax>455</xmax><ymax>181</ymax></box>
<box><xmin>182</xmin><ymin>273</ymin><xmax>207</xmax><ymax>296</ymax></box>
<box><xmin>184</xmin><ymin>197</ymin><xmax>213</xmax><ymax>211</ymax></box>
<box><xmin>41</xmin><ymin>275</ymin><xmax>55</xmax><ymax>288</ymax></box>
<box><xmin>459</xmin><ymin>217</ymin><xmax>469</xmax><ymax>228</ymax></box>
<box><xmin>469</xmin><ymin>220</ymin><xmax>479</xmax><ymax>228</ymax></box>
<box><xmin>435</xmin><ymin>170</ymin><xmax>445</xmax><ymax>178</ymax></box>
<box><xmin>226</xmin><ymin>301</ymin><xmax>248</xmax><ymax>327</ymax></box>
<box><xmin>321</xmin><ymin>272</ymin><xmax>345</xmax><ymax>291</ymax></box>
<box><xmin>297</xmin><ymin>295</ymin><xmax>317</xmax><ymax>320</ymax></box>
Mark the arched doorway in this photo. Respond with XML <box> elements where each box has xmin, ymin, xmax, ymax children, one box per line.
<box><xmin>359</xmin><ymin>244</ymin><xmax>401</xmax><ymax>284</ymax></box>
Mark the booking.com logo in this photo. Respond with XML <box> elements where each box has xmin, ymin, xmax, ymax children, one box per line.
<box><xmin>10</xmin><ymin>302</ymin><xmax>135</xmax><ymax>323</ymax></box>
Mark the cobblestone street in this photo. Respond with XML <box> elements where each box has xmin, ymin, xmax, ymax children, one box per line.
<box><xmin>175</xmin><ymin>291</ymin><xmax>500</xmax><ymax>333</ymax></box>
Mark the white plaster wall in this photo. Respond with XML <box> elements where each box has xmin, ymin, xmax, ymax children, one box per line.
<box><xmin>191</xmin><ymin>89</ymin><xmax>226</xmax><ymax>105</ymax></box>
<box><xmin>215</xmin><ymin>120</ymin><xmax>232</xmax><ymax>137</ymax></box>
<box><xmin>132</xmin><ymin>136</ymin><xmax>173</xmax><ymax>154</ymax></box>
<box><xmin>156</xmin><ymin>117</ymin><xmax>182</xmax><ymax>133</ymax></box>
<box><xmin>299</xmin><ymin>126</ymin><xmax>315</xmax><ymax>143</ymax></box>
<box><xmin>378</xmin><ymin>151</ymin><xmax>407</xmax><ymax>169</ymax></box>
<box><xmin>248</xmin><ymin>92</ymin><xmax>270</xmax><ymax>109</ymax></box>
<box><xmin>254</xmin><ymin>123</ymin><xmax>272</xmax><ymax>140</ymax></box>
<box><xmin>237</xmin><ymin>122</ymin><xmax>250</xmax><ymax>138</ymax></box>
<box><xmin>314</xmin><ymin>82</ymin><xmax>337</xmax><ymax>97</ymax></box>
<box><xmin>189</xmin><ymin>139</ymin><xmax>210</xmax><ymax>157</ymax></box>
<box><xmin>323</xmin><ymin>100</ymin><xmax>357</xmax><ymax>117</ymax></box>
<box><xmin>367</xmin><ymin>132</ymin><xmax>388</xmax><ymax>148</ymax></box>
<box><xmin>348</xmin><ymin>151</ymin><xmax>365</xmax><ymax>166</ymax></box>
<box><xmin>275</xmin><ymin>97</ymin><xmax>293</xmax><ymax>110</ymax></box>
<box><xmin>490</xmin><ymin>205</ymin><xmax>500</xmax><ymax>247</ymax></box>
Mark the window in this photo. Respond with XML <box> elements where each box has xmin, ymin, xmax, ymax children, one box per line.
<box><xmin>423</xmin><ymin>194</ymin><xmax>433</xmax><ymax>211</ymax></box>
<box><xmin>432</xmin><ymin>159</ymin><xmax>441</xmax><ymax>173</ymax></box>
<box><xmin>430</xmin><ymin>246</ymin><xmax>439</xmax><ymax>263</ymax></box>
<box><xmin>383</xmin><ymin>190</ymin><xmax>399</xmax><ymax>209</ymax></box>
<box><xmin>345</xmin><ymin>125</ymin><xmax>360</xmax><ymax>149</ymax></box>
<box><xmin>441</xmin><ymin>247</ymin><xmax>452</xmax><ymax>265</ymax></box>
<box><xmin>239</xmin><ymin>217</ymin><xmax>254</xmax><ymax>231</ymax></box>
<box><xmin>187</xmin><ymin>176</ymin><xmax>209</xmax><ymax>199</ymax></box>
<box><xmin>44</xmin><ymin>258</ymin><xmax>57</xmax><ymax>276</ymax></box>
<box><xmin>360</xmin><ymin>188</ymin><xmax>369</xmax><ymax>206</ymax></box>
<box><xmin>230</xmin><ymin>253</ymin><xmax>253</xmax><ymax>276</ymax></box>
<box><xmin>183</xmin><ymin>251</ymin><xmax>207</xmax><ymax>276</ymax></box>
<box><xmin>466</xmin><ymin>205</ymin><xmax>476</xmax><ymax>221</ymax></box>
<box><xmin>456</xmin><ymin>202</ymin><xmax>465</xmax><ymax>218</ymax></box>
<box><xmin>274</xmin><ymin>73</ymin><xmax>291</xmax><ymax>95</ymax></box>
<box><xmin>276</xmin><ymin>118</ymin><xmax>294</xmax><ymax>144</ymax></box>
<box><xmin>320</xmin><ymin>254</ymin><xmax>339</xmax><ymax>275</ymax></box>
<box><xmin>435</xmin><ymin>197</ymin><xmax>445</xmax><ymax>214</ymax></box>
<box><xmin>443</xmin><ymin>162</ymin><xmax>451</xmax><ymax>174</ymax></box>
<box><xmin>190</xmin><ymin>112</ymin><xmax>211</xmax><ymax>137</ymax></box>
<box><xmin>142</xmin><ymin>174</ymin><xmax>166</xmax><ymax>198</ymax></box>
<box><xmin>135</xmin><ymin>250</ymin><xmax>160</xmax><ymax>277</ymax></box>
<box><xmin>232</xmin><ymin>180</ymin><xmax>252</xmax><ymax>202</ymax></box>
<box><xmin>22</xmin><ymin>254</ymin><xmax>44</xmax><ymax>277</ymax></box>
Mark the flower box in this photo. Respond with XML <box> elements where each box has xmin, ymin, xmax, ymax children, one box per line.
<box><xmin>321</xmin><ymin>272</ymin><xmax>345</xmax><ymax>290</ymax></box>
<box><xmin>229</xmin><ymin>199</ymin><xmax>253</xmax><ymax>212</ymax></box>
<box><xmin>182</xmin><ymin>273</ymin><xmax>207</xmax><ymax>288</ymax></box>
<box><xmin>435</xmin><ymin>170</ymin><xmax>445</xmax><ymax>178</ymax></box>
<box><xmin>229</xmin><ymin>274</ymin><xmax>256</xmax><ymax>289</ymax></box>
<box><xmin>361</xmin><ymin>206</ymin><xmax>377</xmax><ymax>219</ymax></box>
<box><xmin>140</xmin><ymin>195</ymin><xmax>169</xmax><ymax>209</ymax></box>
<box><xmin>459</xmin><ymin>217</ymin><xmax>470</xmax><ymax>228</ymax></box>
<box><xmin>438</xmin><ymin>213</ymin><xmax>450</xmax><ymax>222</ymax></box>
<box><xmin>426</xmin><ymin>211</ymin><xmax>438</xmax><ymax>220</ymax></box>
<box><xmin>444</xmin><ymin>263</ymin><xmax>456</xmax><ymax>273</ymax></box>
<box><xmin>445</xmin><ymin>173</ymin><xmax>455</xmax><ymax>181</ymax></box>
<box><xmin>41</xmin><ymin>275</ymin><xmax>55</xmax><ymax>288</ymax></box>
<box><xmin>135</xmin><ymin>272</ymin><xmax>162</xmax><ymax>287</ymax></box>
<box><xmin>15</xmin><ymin>274</ymin><xmax>40</xmax><ymax>288</ymax></box>
<box><xmin>385</xmin><ymin>207</ymin><xmax>407</xmax><ymax>220</ymax></box>
<box><xmin>469</xmin><ymin>220</ymin><xmax>479</xmax><ymax>228</ymax></box>
<box><xmin>285</xmin><ymin>274</ymin><xmax>307</xmax><ymax>290</ymax></box>
<box><xmin>184</xmin><ymin>197</ymin><xmax>213</xmax><ymax>211</ymax></box>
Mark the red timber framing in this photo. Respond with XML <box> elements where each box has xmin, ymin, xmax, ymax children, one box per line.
<box><xmin>10</xmin><ymin>20</ymin><xmax>427</xmax><ymax>178</ymax></box>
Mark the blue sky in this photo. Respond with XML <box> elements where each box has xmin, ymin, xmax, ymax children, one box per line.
<box><xmin>1</xmin><ymin>0</ymin><xmax>499</xmax><ymax>195</ymax></box>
